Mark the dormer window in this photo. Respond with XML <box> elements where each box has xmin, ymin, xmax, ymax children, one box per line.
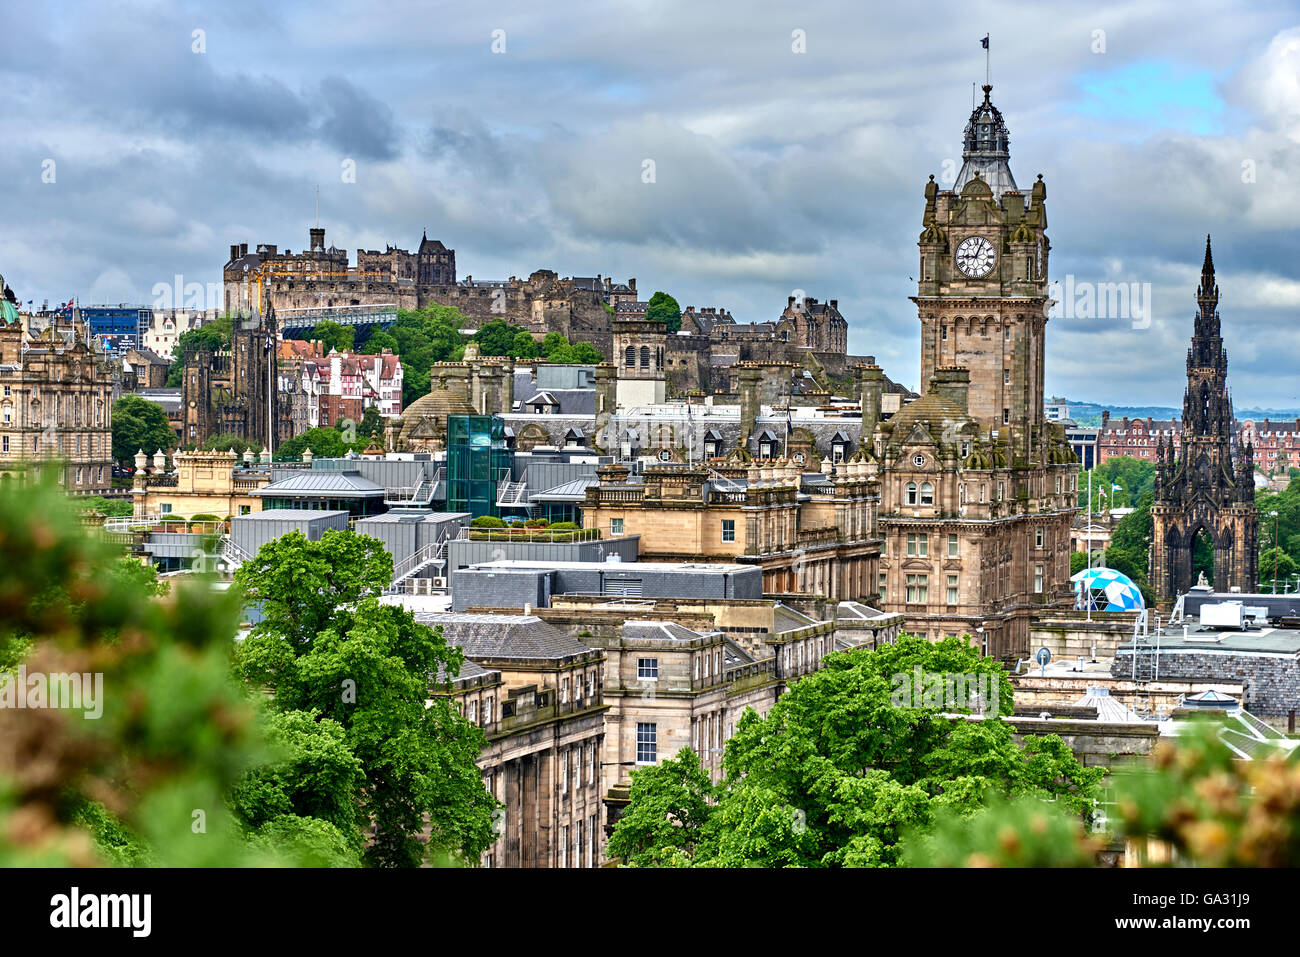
<box><xmin>906</xmin><ymin>482</ymin><xmax>918</xmax><ymax>505</ymax></box>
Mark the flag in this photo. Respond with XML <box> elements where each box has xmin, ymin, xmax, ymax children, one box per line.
<box><xmin>1111</xmin><ymin>483</ymin><xmax>1122</xmax><ymax>491</ymax></box>
<box><xmin>981</xmin><ymin>35</ymin><xmax>989</xmax><ymax>49</ymax></box>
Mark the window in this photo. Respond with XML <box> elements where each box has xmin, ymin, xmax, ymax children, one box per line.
<box><xmin>694</xmin><ymin>656</ymin><xmax>700</xmax><ymax>681</ymax></box>
<box><xmin>160</xmin><ymin>503</ymin><xmax>172</xmax><ymax>514</ymax></box>
<box><xmin>636</xmin><ymin>723</ymin><xmax>657</xmax><ymax>764</ymax></box>
<box><xmin>947</xmin><ymin>574</ymin><xmax>959</xmax><ymax>605</ymax></box>
<box><xmin>721</xmin><ymin>519</ymin><xmax>735</xmax><ymax>543</ymax></box>
<box><xmin>589</xmin><ymin>815</ymin><xmax>597</xmax><ymax>867</ymax></box>
<box><xmin>1034</xmin><ymin>565</ymin><xmax>1044</xmax><ymax>594</ymax></box>
<box><xmin>573</xmin><ymin>750</ymin><xmax>580</xmax><ymax>793</ymax></box>
<box><xmin>941</xmin><ymin>324</ymin><xmax>948</xmax><ymax>341</ymax></box>
<box><xmin>1004</xmin><ymin>327</ymin><xmax>1011</xmax><ymax>341</ymax></box>
<box><xmin>1</xmin><ymin>437</ymin><xmax>6</xmax><ymax>454</ymax></box>
<box><xmin>485</xmin><ymin>696</ymin><xmax>494</xmax><ymax>724</ymax></box>
<box><xmin>980</xmin><ymin>484</ymin><xmax>987</xmax><ymax>503</ymax></box>
<box><xmin>703</xmin><ymin>653</ymin><xmax>710</xmax><ymax>679</ymax></box>
<box><xmin>906</xmin><ymin>574</ymin><xmax>929</xmax><ymax>604</ymax></box>
<box><xmin>948</xmin><ymin>533</ymin><xmax>959</xmax><ymax>557</ymax></box>
<box><xmin>906</xmin><ymin>533</ymin><xmax>928</xmax><ymax>557</ymax></box>
<box><xmin>920</xmin><ymin>482</ymin><xmax>933</xmax><ymax>505</ymax></box>
<box><xmin>637</xmin><ymin>658</ymin><xmax>658</xmax><ymax>680</ymax></box>
<box><xmin>610</xmin><ymin>517</ymin><xmax>623</xmax><ymax>536</ymax></box>
<box><xmin>561</xmin><ymin>826</ymin><xmax>569</xmax><ymax>867</ymax></box>
<box><xmin>561</xmin><ymin>750</ymin><xmax>568</xmax><ymax>793</ymax></box>
<box><xmin>905</xmin><ymin>482</ymin><xmax>918</xmax><ymax>505</ymax></box>
<box><xmin>467</xmin><ymin>699</ymin><xmax>477</xmax><ymax>725</ymax></box>
<box><xmin>1035</xmin><ymin>527</ymin><xmax>1044</xmax><ymax>548</ymax></box>
<box><xmin>878</xmin><ymin>573</ymin><xmax>887</xmax><ymax>601</ymax></box>
<box><xmin>586</xmin><ymin>671</ymin><xmax>595</xmax><ymax>698</ymax></box>
<box><xmin>560</xmin><ymin>678</ymin><xmax>569</xmax><ymax>703</ymax></box>
<box><xmin>1002</xmin><ymin>408</ymin><xmax>1010</xmax><ymax>425</ymax></box>
<box><xmin>240</xmin><ymin>505</ymin><xmax>251</xmax><ymax>515</ymax></box>
<box><xmin>715</xmin><ymin>650</ymin><xmax>721</xmax><ymax>676</ymax></box>
<box><xmin>997</xmin><ymin>482</ymin><xmax>1004</xmax><ymax>501</ymax></box>
<box><xmin>590</xmin><ymin>745</ymin><xmax>598</xmax><ymax>785</ymax></box>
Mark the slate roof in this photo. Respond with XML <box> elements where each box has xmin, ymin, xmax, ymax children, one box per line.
<box><xmin>529</xmin><ymin>476</ymin><xmax>599</xmax><ymax>501</ymax></box>
<box><xmin>520</xmin><ymin>389</ymin><xmax>596</xmax><ymax>416</ymax></box>
<box><xmin>621</xmin><ymin>620</ymin><xmax>708</xmax><ymax>642</ymax></box>
<box><xmin>416</xmin><ymin>613</ymin><xmax>596</xmax><ymax>661</ymax></box>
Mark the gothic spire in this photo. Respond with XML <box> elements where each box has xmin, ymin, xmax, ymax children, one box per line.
<box><xmin>1197</xmin><ymin>233</ymin><xmax>1219</xmax><ymax>317</ymax></box>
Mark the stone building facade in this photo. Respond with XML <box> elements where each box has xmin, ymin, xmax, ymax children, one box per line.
<box><xmin>875</xmin><ymin>84</ymin><xmax>1078</xmax><ymax>659</ymax></box>
<box><xmin>580</xmin><ymin>458</ymin><xmax>882</xmax><ymax>601</ymax></box>
<box><xmin>0</xmin><ymin>308</ymin><xmax>114</xmax><ymax>494</ymax></box>
<box><xmin>419</xmin><ymin>613</ymin><xmax>608</xmax><ymax>868</ymax></box>
<box><xmin>180</xmin><ymin>312</ymin><xmax>285</xmax><ymax>449</ymax></box>
<box><xmin>1151</xmin><ymin>238</ymin><xmax>1258</xmax><ymax>601</ymax></box>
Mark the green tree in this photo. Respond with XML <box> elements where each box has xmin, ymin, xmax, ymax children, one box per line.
<box><xmin>274</xmin><ymin>426</ymin><xmax>361</xmax><ymax>462</ymax></box>
<box><xmin>511</xmin><ymin>330</ymin><xmax>540</xmax><ymax>359</ymax></box>
<box><xmin>607</xmin><ymin>749</ymin><xmax>714</xmax><ymax>867</ymax></box>
<box><xmin>166</xmin><ymin>315</ymin><xmax>233</xmax><ymax>386</ymax></box>
<box><xmin>473</xmin><ymin>320</ymin><xmax>520</xmax><ymax>357</ymax></box>
<box><xmin>1076</xmin><ymin>456</ymin><xmax>1155</xmax><ymax>512</ymax></box>
<box><xmin>111</xmin><ymin>394</ymin><xmax>174</xmax><ymax>463</ymax></box>
<box><xmin>1260</xmin><ymin>547</ymin><xmax>1298</xmax><ymax>591</ymax></box>
<box><xmin>359</xmin><ymin>405</ymin><xmax>384</xmax><ymax>441</ymax></box>
<box><xmin>230</xmin><ymin>707</ymin><xmax>366</xmax><ymax>865</ymax></box>
<box><xmin>202</xmin><ymin>433</ymin><xmax>262</xmax><ymax>456</ymax></box>
<box><xmin>645</xmin><ymin>291</ymin><xmax>682</xmax><ymax>333</ymax></box>
<box><xmin>232</xmin><ymin>530</ymin><xmax>500</xmax><ymax>866</ymax></box>
<box><xmin>540</xmin><ymin>331</ymin><xmax>569</xmax><ymax>358</ymax></box>
<box><xmin>311</xmin><ymin>320</ymin><xmax>355</xmax><ymax>354</ymax></box>
<box><xmin>609</xmin><ymin>635</ymin><xmax>1102</xmax><ymax>867</ymax></box>
<box><xmin>357</xmin><ymin>328</ymin><xmax>399</xmax><ymax>355</ymax></box>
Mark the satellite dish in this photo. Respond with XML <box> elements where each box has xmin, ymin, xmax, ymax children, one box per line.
<box><xmin>1035</xmin><ymin>647</ymin><xmax>1052</xmax><ymax>666</ymax></box>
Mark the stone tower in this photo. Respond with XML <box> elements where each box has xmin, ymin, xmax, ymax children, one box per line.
<box><xmin>1151</xmin><ymin>237</ymin><xmax>1258</xmax><ymax>600</ymax></box>
<box><xmin>612</xmin><ymin>318</ymin><xmax>667</xmax><ymax>409</ymax></box>
<box><xmin>875</xmin><ymin>84</ymin><xmax>1077</xmax><ymax>660</ymax></box>
<box><xmin>912</xmin><ymin>85</ymin><xmax>1050</xmax><ymax>463</ymax></box>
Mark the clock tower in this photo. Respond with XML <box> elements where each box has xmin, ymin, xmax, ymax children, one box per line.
<box><xmin>912</xmin><ymin>84</ymin><xmax>1050</xmax><ymax>462</ymax></box>
<box><xmin>875</xmin><ymin>83</ymin><xmax>1077</xmax><ymax>661</ymax></box>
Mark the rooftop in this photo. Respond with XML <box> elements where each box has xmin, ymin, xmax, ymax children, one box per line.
<box><xmin>415</xmin><ymin>612</ymin><xmax>597</xmax><ymax>661</ymax></box>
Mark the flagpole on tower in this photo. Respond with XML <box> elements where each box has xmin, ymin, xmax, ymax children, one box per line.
<box><xmin>983</xmin><ymin>34</ymin><xmax>990</xmax><ymax>87</ymax></box>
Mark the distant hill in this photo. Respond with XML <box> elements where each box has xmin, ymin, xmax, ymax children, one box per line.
<box><xmin>1058</xmin><ymin>401</ymin><xmax>1300</xmax><ymax>428</ymax></box>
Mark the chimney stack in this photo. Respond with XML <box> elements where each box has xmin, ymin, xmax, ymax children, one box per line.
<box><xmin>931</xmin><ymin>367</ymin><xmax>971</xmax><ymax>413</ymax></box>
<box><xmin>310</xmin><ymin>227</ymin><xmax>325</xmax><ymax>251</ymax></box>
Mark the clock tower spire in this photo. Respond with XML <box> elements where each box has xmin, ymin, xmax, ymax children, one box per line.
<box><xmin>912</xmin><ymin>84</ymin><xmax>1050</xmax><ymax>461</ymax></box>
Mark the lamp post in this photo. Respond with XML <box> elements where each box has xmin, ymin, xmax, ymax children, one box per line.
<box><xmin>1270</xmin><ymin>510</ymin><xmax>1280</xmax><ymax>594</ymax></box>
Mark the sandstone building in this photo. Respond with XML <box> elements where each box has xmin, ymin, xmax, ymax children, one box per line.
<box><xmin>0</xmin><ymin>291</ymin><xmax>114</xmax><ymax>494</ymax></box>
<box><xmin>875</xmin><ymin>84</ymin><xmax>1078</xmax><ymax>658</ymax></box>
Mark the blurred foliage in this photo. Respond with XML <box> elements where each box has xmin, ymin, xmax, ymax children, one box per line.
<box><xmin>608</xmin><ymin>635</ymin><xmax>1102</xmax><ymax>867</ymax></box>
<box><xmin>905</xmin><ymin>721</ymin><xmax>1300</xmax><ymax>867</ymax></box>
<box><xmin>0</xmin><ymin>473</ymin><xmax>313</xmax><ymax>866</ymax></box>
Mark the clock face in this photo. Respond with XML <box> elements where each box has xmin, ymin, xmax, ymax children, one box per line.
<box><xmin>955</xmin><ymin>236</ymin><xmax>996</xmax><ymax>277</ymax></box>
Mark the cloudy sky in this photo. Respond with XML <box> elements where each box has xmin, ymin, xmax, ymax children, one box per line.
<box><xmin>2</xmin><ymin>1</ymin><xmax>1298</xmax><ymax>409</ymax></box>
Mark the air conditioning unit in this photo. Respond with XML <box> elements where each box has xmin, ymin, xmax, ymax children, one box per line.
<box><xmin>431</xmin><ymin>577</ymin><xmax>447</xmax><ymax>589</ymax></box>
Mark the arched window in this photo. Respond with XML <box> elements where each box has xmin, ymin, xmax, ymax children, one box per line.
<box><xmin>906</xmin><ymin>482</ymin><xmax>918</xmax><ymax>506</ymax></box>
<box><xmin>624</xmin><ymin>346</ymin><xmax>635</xmax><ymax>367</ymax></box>
<box><xmin>920</xmin><ymin>482</ymin><xmax>934</xmax><ymax>505</ymax></box>
<box><xmin>640</xmin><ymin>345</ymin><xmax>650</xmax><ymax>369</ymax></box>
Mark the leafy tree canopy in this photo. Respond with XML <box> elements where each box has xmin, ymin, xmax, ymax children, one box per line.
<box><xmin>609</xmin><ymin>635</ymin><xmax>1102</xmax><ymax>867</ymax></box>
<box><xmin>111</xmin><ymin>394</ymin><xmax>174</xmax><ymax>463</ymax></box>
<box><xmin>645</xmin><ymin>291</ymin><xmax>682</xmax><ymax>333</ymax></box>
<box><xmin>232</xmin><ymin>530</ymin><xmax>500</xmax><ymax>865</ymax></box>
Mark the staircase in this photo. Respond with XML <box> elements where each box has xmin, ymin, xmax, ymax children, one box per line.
<box><xmin>496</xmin><ymin>468</ymin><xmax>529</xmax><ymax>507</ymax></box>
<box><xmin>385</xmin><ymin>540</ymin><xmax>448</xmax><ymax>594</ymax></box>
<box><xmin>219</xmin><ymin>535</ymin><xmax>253</xmax><ymax>572</ymax></box>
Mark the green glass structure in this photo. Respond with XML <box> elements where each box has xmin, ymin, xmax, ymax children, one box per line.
<box><xmin>446</xmin><ymin>414</ymin><xmax>512</xmax><ymax>519</ymax></box>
